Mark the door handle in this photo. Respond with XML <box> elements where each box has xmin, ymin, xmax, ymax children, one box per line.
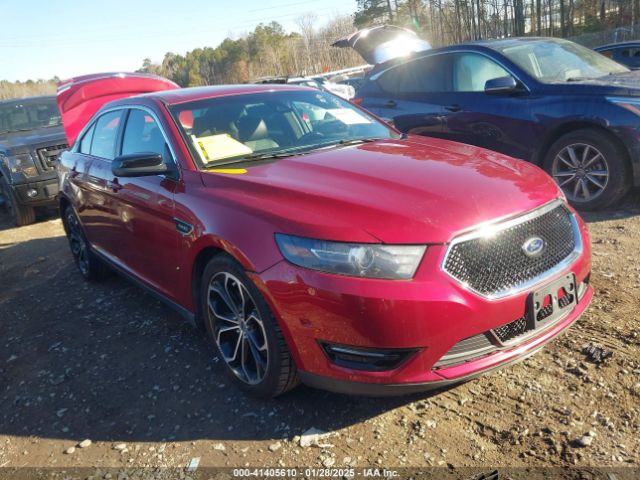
<box><xmin>445</xmin><ymin>104</ymin><xmax>462</xmax><ymax>112</ymax></box>
<box><xmin>385</xmin><ymin>100</ymin><xmax>397</xmax><ymax>108</ymax></box>
<box><xmin>108</xmin><ymin>179</ymin><xmax>123</xmax><ymax>192</ymax></box>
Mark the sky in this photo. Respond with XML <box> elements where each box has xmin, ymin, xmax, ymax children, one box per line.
<box><xmin>1</xmin><ymin>0</ymin><xmax>355</xmax><ymax>82</ymax></box>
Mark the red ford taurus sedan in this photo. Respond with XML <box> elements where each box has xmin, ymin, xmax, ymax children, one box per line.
<box><xmin>56</xmin><ymin>73</ymin><xmax>592</xmax><ymax>397</ymax></box>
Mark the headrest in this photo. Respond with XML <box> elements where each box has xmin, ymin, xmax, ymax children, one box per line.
<box><xmin>192</xmin><ymin>110</ymin><xmax>219</xmax><ymax>136</ymax></box>
<box><xmin>237</xmin><ymin>116</ymin><xmax>269</xmax><ymax>142</ymax></box>
<box><xmin>147</xmin><ymin>126</ymin><xmax>164</xmax><ymax>146</ymax></box>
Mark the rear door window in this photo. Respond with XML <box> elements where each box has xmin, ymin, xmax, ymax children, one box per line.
<box><xmin>619</xmin><ymin>47</ymin><xmax>640</xmax><ymax>58</ymax></box>
<box><xmin>78</xmin><ymin>123</ymin><xmax>95</xmax><ymax>154</ymax></box>
<box><xmin>90</xmin><ymin>110</ymin><xmax>123</xmax><ymax>160</ymax></box>
<box><xmin>616</xmin><ymin>47</ymin><xmax>640</xmax><ymax>67</ymax></box>
<box><xmin>377</xmin><ymin>55</ymin><xmax>450</xmax><ymax>95</ymax></box>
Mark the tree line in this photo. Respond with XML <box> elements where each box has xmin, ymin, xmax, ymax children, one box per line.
<box><xmin>140</xmin><ymin>1</ymin><xmax>638</xmax><ymax>87</ymax></box>
<box><xmin>355</xmin><ymin>0</ymin><xmax>638</xmax><ymax>46</ymax></box>
<box><xmin>2</xmin><ymin>1</ymin><xmax>637</xmax><ymax>98</ymax></box>
<box><xmin>0</xmin><ymin>79</ymin><xmax>58</xmax><ymax>101</ymax></box>
<box><xmin>139</xmin><ymin>15</ymin><xmax>363</xmax><ymax>87</ymax></box>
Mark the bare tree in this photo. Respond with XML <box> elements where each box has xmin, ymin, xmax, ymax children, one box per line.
<box><xmin>296</xmin><ymin>12</ymin><xmax>318</xmax><ymax>75</ymax></box>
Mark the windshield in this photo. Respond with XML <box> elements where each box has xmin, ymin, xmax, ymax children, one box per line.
<box><xmin>493</xmin><ymin>38</ymin><xmax>629</xmax><ymax>83</ymax></box>
<box><xmin>169</xmin><ymin>89</ymin><xmax>399</xmax><ymax>167</ymax></box>
<box><xmin>0</xmin><ymin>97</ymin><xmax>62</xmax><ymax>134</ymax></box>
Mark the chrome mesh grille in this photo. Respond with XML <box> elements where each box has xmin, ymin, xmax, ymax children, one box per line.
<box><xmin>493</xmin><ymin>316</ymin><xmax>527</xmax><ymax>343</ymax></box>
<box><xmin>557</xmin><ymin>292</ymin><xmax>575</xmax><ymax>310</ymax></box>
<box><xmin>433</xmin><ymin>333</ymin><xmax>496</xmax><ymax>368</ymax></box>
<box><xmin>443</xmin><ymin>204</ymin><xmax>576</xmax><ymax>297</ymax></box>
<box><xmin>435</xmin><ymin>279</ymin><xmax>588</xmax><ymax>368</ymax></box>
<box><xmin>492</xmin><ymin>290</ymin><xmax>577</xmax><ymax>343</ymax></box>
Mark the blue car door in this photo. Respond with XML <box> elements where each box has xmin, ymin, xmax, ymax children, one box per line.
<box><xmin>435</xmin><ymin>51</ymin><xmax>534</xmax><ymax>161</ymax></box>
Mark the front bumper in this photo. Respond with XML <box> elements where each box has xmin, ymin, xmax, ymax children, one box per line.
<box><xmin>298</xmin><ymin>285</ymin><xmax>592</xmax><ymax>396</ymax></box>
<box><xmin>253</xmin><ymin>211</ymin><xmax>592</xmax><ymax>395</ymax></box>
<box><xmin>13</xmin><ymin>177</ymin><xmax>59</xmax><ymax>207</ymax></box>
<box><xmin>299</xmin><ymin>342</ymin><xmax>548</xmax><ymax>396</ymax></box>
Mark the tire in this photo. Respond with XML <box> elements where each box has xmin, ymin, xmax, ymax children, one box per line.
<box><xmin>543</xmin><ymin>129</ymin><xmax>631</xmax><ymax>210</ymax></box>
<box><xmin>62</xmin><ymin>206</ymin><xmax>110</xmax><ymax>281</ymax></box>
<box><xmin>0</xmin><ymin>177</ymin><xmax>36</xmax><ymax>226</ymax></box>
<box><xmin>200</xmin><ymin>254</ymin><xmax>298</xmax><ymax>398</ymax></box>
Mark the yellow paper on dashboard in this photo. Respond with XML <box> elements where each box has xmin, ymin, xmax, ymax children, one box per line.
<box><xmin>191</xmin><ymin>134</ymin><xmax>252</xmax><ymax>163</ymax></box>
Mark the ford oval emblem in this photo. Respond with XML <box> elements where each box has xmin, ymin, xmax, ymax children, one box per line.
<box><xmin>522</xmin><ymin>236</ymin><xmax>546</xmax><ymax>257</ymax></box>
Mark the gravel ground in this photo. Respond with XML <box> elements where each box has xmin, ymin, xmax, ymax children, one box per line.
<box><xmin>0</xmin><ymin>194</ymin><xmax>639</xmax><ymax>477</ymax></box>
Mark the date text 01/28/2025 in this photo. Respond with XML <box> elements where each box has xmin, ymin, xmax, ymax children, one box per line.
<box><xmin>232</xmin><ymin>468</ymin><xmax>400</xmax><ymax>477</ymax></box>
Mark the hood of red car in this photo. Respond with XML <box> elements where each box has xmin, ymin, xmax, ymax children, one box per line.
<box><xmin>56</xmin><ymin>72</ymin><xmax>179</xmax><ymax>145</ymax></box>
<box><xmin>201</xmin><ymin>136</ymin><xmax>562</xmax><ymax>244</ymax></box>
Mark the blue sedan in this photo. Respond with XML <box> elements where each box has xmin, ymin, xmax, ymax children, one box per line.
<box><xmin>348</xmin><ymin>37</ymin><xmax>640</xmax><ymax>210</ymax></box>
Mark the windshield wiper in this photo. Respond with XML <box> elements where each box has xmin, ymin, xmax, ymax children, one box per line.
<box><xmin>314</xmin><ymin>137</ymin><xmax>384</xmax><ymax>150</ymax></box>
<box><xmin>240</xmin><ymin>151</ymin><xmax>301</xmax><ymax>161</ymax></box>
<box><xmin>204</xmin><ymin>150</ymin><xmax>305</xmax><ymax>168</ymax></box>
<box><xmin>203</xmin><ymin>138</ymin><xmax>385</xmax><ymax>169</ymax></box>
<box><xmin>565</xmin><ymin>77</ymin><xmax>590</xmax><ymax>82</ymax></box>
<box><xmin>338</xmin><ymin>137</ymin><xmax>382</xmax><ymax>145</ymax></box>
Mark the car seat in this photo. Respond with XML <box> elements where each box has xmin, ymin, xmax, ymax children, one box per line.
<box><xmin>193</xmin><ymin>107</ymin><xmax>241</xmax><ymax>139</ymax></box>
<box><xmin>237</xmin><ymin>116</ymin><xmax>279</xmax><ymax>151</ymax></box>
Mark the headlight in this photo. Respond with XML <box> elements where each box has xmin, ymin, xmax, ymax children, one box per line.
<box><xmin>275</xmin><ymin>234</ymin><xmax>426</xmax><ymax>279</ymax></box>
<box><xmin>1</xmin><ymin>153</ymin><xmax>38</xmax><ymax>177</ymax></box>
<box><xmin>607</xmin><ymin>96</ymin><xmax>640</xmax><ymax>116</ymax></box>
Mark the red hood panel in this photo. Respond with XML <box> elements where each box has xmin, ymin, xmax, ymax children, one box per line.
<box><xmin>202</xmin><ymin>136</ymin><xmax>562</xmax><ymax>244</ymax></box>
<box><xmin>56</xmin><ymin>72</ymin><xmax>179</xmax><ymax>145</ymax></box>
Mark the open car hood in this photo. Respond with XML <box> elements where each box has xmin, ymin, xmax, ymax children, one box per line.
<box><xmin>56</xmin><ymin>72</ymin><xmax>179</xmax><ymax>145</ymax></box>
<box><xmin>331</xmin><ymin>25</ymin><xmax>431</xmax><ymax>65</ymax></box>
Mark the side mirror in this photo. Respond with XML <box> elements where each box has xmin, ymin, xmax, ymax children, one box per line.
<box><xmin>112</xmin><ymin>153</ymin><xmax>168</xmax><ymax>177</ymax></box>
<box><xmin>484</xmin><ymin>75</ymin><xmax>519</xmax><ymax>95</ymax></box>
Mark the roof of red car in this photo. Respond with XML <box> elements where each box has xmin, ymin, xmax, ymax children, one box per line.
<box><xmin>146</xmin><ymin>83</ymin><xmax>311</xmax><ymax>105</ymax></box>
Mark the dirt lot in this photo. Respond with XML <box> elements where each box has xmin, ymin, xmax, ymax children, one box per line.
<box><xmin>0</xmin><ymin>194</ymin><xmax>639</xmax><ymax>478</ymax></box>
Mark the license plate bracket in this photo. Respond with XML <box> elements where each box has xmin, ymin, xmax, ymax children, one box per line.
<box><xmin>527</xmin><ymin>273</ymin><xmax>578</xmax><ymax>330</ymax></box>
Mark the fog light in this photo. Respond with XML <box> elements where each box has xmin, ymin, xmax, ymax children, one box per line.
<box><xmin>320</xmin><ymin>342</ymin><xmax>419</xmax><ymax>371</ymax></box>
<box><xmin>26</xmin><ymin>189</ymin><xmax>38</xmax><ymax>198</ymax></box>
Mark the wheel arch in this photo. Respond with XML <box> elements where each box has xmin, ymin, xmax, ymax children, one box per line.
<box><xmin>58</xmin><ymin>195</ymin><xmax>72</xmax><ymax>234</ymax></box>
<box><xmin>188</xmin><ymin>236</ymin><xmax>271</xmax><ymax>324</ymax></box>
<box><xmin>188</xmin><ymin>241</ymin><xmax>295</xmax><ymax>360</ymax></box>
<box><xmin>533</xmin><ymin>121</ymin><xmax>630</xmax><ymax>168</ymax></box>
<box><xmin>190</xmin><ymin>245</ymin><xmax>226</xmax><ymax>330</ymax></box>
